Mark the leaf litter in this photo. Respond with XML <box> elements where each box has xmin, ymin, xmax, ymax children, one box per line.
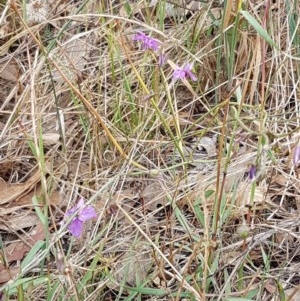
<box><xmin>0</xmin><ymin>0</ymin><xmax>300</xmax><ymax>300</ymax></box>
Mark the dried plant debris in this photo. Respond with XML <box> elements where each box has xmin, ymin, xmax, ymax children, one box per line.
<box><xmin>25</xmin><ymin>0</ymin><xmax>51</xmax><ymax>25</ymax></box>
<box><xmin>0</xmin><ymin>57</ymin><xmax>20</xmax><ymax>82</ymax></box>
<box><xmin>141</xmin><ymin>181</ymin><xmax>169</xmax><ymax>212</ymax></box>
<box><xmin>0</xmin><ymin>0</ymin><xmax>299</xmax><ymax>300</ymax></box>
<box><xmin>0</xmin><ymin>223</ymin><xmax>45</xmax><ymax>284</ymax></box>
<box><xmin>110</xmin><ymin>241</ymin><xmax>153</xmax><ymax>288</ymax></box>
<box><xmin>50</xmin><ymin>35</ymin><xmax>94</xmax><ymax>84</ymax></box>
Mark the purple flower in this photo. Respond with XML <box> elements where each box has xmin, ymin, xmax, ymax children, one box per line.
<box><xmin>65</xmin><ymin>198</ymin><xmax>97</xmax><ymax>238</ymax></box>
<box><xmin>173</xmin><ymin>63</ymin><xmax>197</xmax><ymax>81</ymax></box>
<box><xmin>248</xmin><ymin>164</ymin><xmax>257</xmax><ymax>181</ymax></box>
<box><xmin>133</xmin><ymin>32</ymin><xmax>160</xmax><ymax>51</ymax></box>
<box><xmin>294</xmin><ymin>144</ymin><xmax>300</xmax><ymax>166</ymax></box>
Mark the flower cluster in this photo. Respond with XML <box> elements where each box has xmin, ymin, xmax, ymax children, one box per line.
<box><xmin>132</xmin><ymin>32</ymin><xmax>197</xmax><ymax>82</ymax></box>
<box><xmin>65</xmin><ymin>198</ymin><xmax>97</xmax><ymax>238</ymax></box>
<box><xmin>172</xmin><ymin>63</ymin><xmax>197</xmax><ymax>81</ymax></box>
<box><xmin>133</xmin><ymin>32</ymin><xmax>160</xmax><ymax>51</ymax></box>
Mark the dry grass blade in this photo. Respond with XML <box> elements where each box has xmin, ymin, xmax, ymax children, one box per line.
<box><xmin>0</xmin><ymin>0</ymin><xmax>300</xmax><ymax>300</ymax></box>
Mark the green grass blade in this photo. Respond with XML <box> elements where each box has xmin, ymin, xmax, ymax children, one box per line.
<box><xmin>21</xmin><ymin>241</ymin><xmax>45</xmax><ymax>270</ymax></box>
<box><xmin>126</xmin><ymin>287</ymin><xmax>169</xmax><ymax>296</ymax></box>
<box><xmin>240</xmin><ymin>10</ymin><xmax>277</xmax><ymax>49</ymax></box>
<box><xmin>32</xmin><ymin>196</ymin><xmax>47</xmax><ymax>226</ymax></box>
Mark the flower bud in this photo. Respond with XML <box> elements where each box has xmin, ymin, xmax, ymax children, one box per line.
<box><xmin>236</xmin><ymin>224</ymin><xmax>250</xmax><ymax>239</ymax></box>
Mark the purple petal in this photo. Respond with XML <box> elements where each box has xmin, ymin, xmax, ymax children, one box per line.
<box><xmin>248</xmin><ymin>165</ymin><xmax>257</xmax><ymax>181</ymax></box>
<box><xmin>186</xmin><ymin>70</ymin><xmax>197</xmax><ymax>81</ymax></box>
<box><xmin>77</xmin><ymin>198</ymin><xmax>85</xmax><ymax>209</ymax></box>
<box><xmin>66</xmin><ymin>207</ymin><xmax>75</xmax><ymax>216</ymax></box>
<box><xmin>173</xmin><ymin>68</ymin><xmax>185</xmax><ymax>80</ymax></box>
<box><xmin>68</xmin><ymin>218</ymin><xmax>84</xmax><ymax>238</ymax></box>
<box><xmin>79</xmin><ymin>206</ymin><xmax>97</xmax><ymax>222</ymax></box>
<box><xmin>133</xmin><ymin>32</ymin><xmax>160</xmax><ymax>51</ymax></box>
<box><xmin>183</xmin><ymin>64</ymin><xmax>197</xmax><ymax>81</ymax></box>
<box><xmin>183</xmin><ymin>63</ymin><xmax>193</xmax><ymax>71</ymax></box>
<box><xmin>173</xmin><ymin>63</ymin><xmax>197</xmax><ymax>81</ymax></box>
<box><xmin>133</xmin><ymin>32</ymin><xmax>146</xmax><ymax>41</ymax></box>
<box><xmin>146</xmin><ymin>38</ymin><xmax>159</xmax><ymax>50</ymax></box>
<box><xmin>65</xmin><ymin>198</ymin><xmax>85</xmax><ymax>216</ymax></box>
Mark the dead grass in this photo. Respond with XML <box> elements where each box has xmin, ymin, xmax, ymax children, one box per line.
<box><xmin>0</xmin><ymin>0</ymin><xmax>300</xmax><ymax>300</ymax></box>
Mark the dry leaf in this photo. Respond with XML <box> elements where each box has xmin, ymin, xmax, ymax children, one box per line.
<box><xmin>0</xmin><ymin>177</ymin><xmax>7</xmax><ymax>191</ymax></box>
<box><xmin>265</xmin><ymin>281</ymin><xmax>300</xmax><ymax>301</ymax></box>
<box><xmin>172</xmin><ymin>136</ymin><xmax>217</xmax><ymax>172</ymax></box>
<box><xmin>141</xmin><ymin>182</ymin><xmax>168</xmax><ymax>211</ymax></box>
<box><xmin>0</xmin><ymin>58</ymin><xmax>19</xmax><ymax>82</ymax></box>
<box><xmin>0</xmin><ymin>165</ymin><xmax>47</xmax><ymax>206</ymax></box>
<box><xmin>285</xmin><ymin>286</ymin><xmax>300</xmax><ymax>301</ymax></box>
<box><xmin>220</xmin><ymin>250</ymin><xmax>241</xmax><ymax>266</ymax></box>
<box><xmin>272</xmin><ymin>173</ymin><xmax>288</xmax><ymax>186</ymax></box>
<box><xmin>1</xmin><ymin>223</ymin><xmax>45</xmax><ymax>263</ymax></box>
<box><xmin>167</xmin><ymin>112</ymin><xmax>193</xmax><ymax>127</ymax></box>
<box><xmin>275</xmin><ymin>231</ymin><xmax>294</xmax><ymax>245</ymax></box>
<box><xmin>42</xmin><ymin>133</ymin><xmax>60</xmax><ymax>145</ymax></box>
<box><xmin>235</xmin><ymin>182</ymin><xmax>266</xmax><ymax>207</ymax></box>
<box><xmin>0</xmin><ymin>211</ymin><xmax>40</xmax><ymax>231</ymax></box>
<box><xmin>149</xmin><ymin>0</ymin><xmax>201</xmax><ymax>17</ymax></box>
<box><xmin>51</xmin><ymin>36</ymin><xmax>93</xmax><ymax>84</ymax></box>
<box><xmin>119</xmin><ymin>0</ymin><xmax>147</xmax><ymax>18</ymax></box>
<box><xmin>15</xmin><ymin>185</ymin><xmax>61</xmax><ymax>207</ymax></box>
<box><xmin>0</xmin><ymin>267</ymin><xmax>20</xmax><ymax>284</ymax></box>
<box><xmin>67</xmin><ymin>161</ymin><xmax>89</xmax><ymax>177</ymax></box>
<box><xmin>0</xmin><ymin>223</ymin><xmax>45</xmax><ymax>283</ymax></box>
<box><xmin>111</xmin><ymin>242</ymin><xmax>152</xmax><ymax>287</ymax></box>
<box><xmin>194</xmin><ymin>136</ymin><xmax>217</xmax><ymax>157</ymax></box>
<box><xmin>0</xmin><ymin>185</ymin><xmax>62</xmax><ymax>217</ymax></box>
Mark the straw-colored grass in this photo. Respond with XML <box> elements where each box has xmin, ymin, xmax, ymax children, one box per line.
<box><xmin>0</xmin><ymin>0</ymin><xmax>300</xmax><ymax>300</ymax></box>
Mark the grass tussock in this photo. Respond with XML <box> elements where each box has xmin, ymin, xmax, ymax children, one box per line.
<box><xmin>0</xmin><ymin>0</ymin><xmax>300</xmax><ymax>300</ymax></box>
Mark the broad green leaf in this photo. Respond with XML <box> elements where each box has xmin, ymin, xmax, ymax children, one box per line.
<box><xmin>126</xmin><ymin>287</ymin><xmax>169</xmax><ymax>296</ymax></box>
<box><xmin>7</xmin><ymin>276</ymin><xmax>49</xmax><ymax>294</ymax></box>
<box><xmin>21</xmin><ymin>240</ymin><xmax>45</xmax><ymax>270</ymax></box>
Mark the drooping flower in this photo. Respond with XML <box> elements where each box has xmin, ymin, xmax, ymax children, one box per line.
<box><xmin>173</xmin><ymin>63</ymin><xmax>197</xmax><ymax>81</ymax></box>
<box><xmin>248</xmin><ymin>164</ymin><xmax>257</xmax><ymax>181</ymax></box>
<box><xmin>65</xmin><ymin>198</ymin><xmax>97</xmax><ymax>238</ymax></box>
<box><xmin>133</xmin><ymin>32</ymin><xmax>160</xmax><ymax>51</ymax></box>
<box><xmin>293</xmin><ymin>144</ymin><xmax>300</xmax><ymax>166</ymax></box>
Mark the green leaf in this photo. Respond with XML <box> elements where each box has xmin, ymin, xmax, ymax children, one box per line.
<box><xmin>32</xmin><ymin>196</ymin><xmax>47</xmax><ymax>226</ymax></box>
<box><xmin>47</xmin><ymin>280</ymin><xmax>61</xmax><ymax>301</ymax></box>
<box><xmin>240</xmin><ymin>10</ymin><xmax>277</xmax><ymax>49</ymax></box>
<box><xmin>7</xmin><ymin>277</ymin><xmax>49</xmax><ymax>294</ymax></box>
<box><xmin>126</xmin><ymin>287</ymin><xmax>168</xmax><ymax>296</ymax></box>
<box><xmin>21</xmin><ymin>240</ymin><xmax>45</xmax><ymax>270</ymax></box>
<box><xmin>205</xmin><ymin>189</ymin><xmax>214</xmax><ymax>198</ymax></box>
